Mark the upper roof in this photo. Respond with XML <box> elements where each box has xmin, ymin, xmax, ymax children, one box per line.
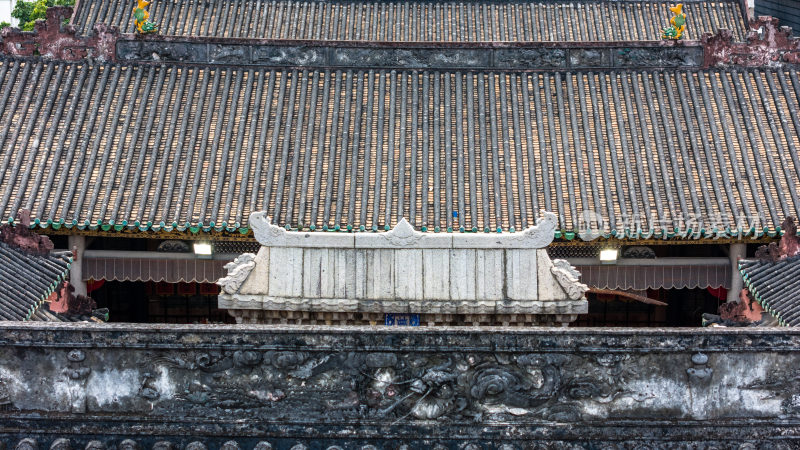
<box><xmin>71</xmin><ymin>0</ymin><xmax>748</xmax><ymax>42</ymax></box>
<box><xmin>0</xmin><ymin>240</ymin><xmax>72</xmax><ymax>321</ymax></box>
<box><xmin>740</xmin><ymin>255</ymin><xmax>800</xmax><ymax>326</ymax></box>
<box><xmin>0</xmin><ymin>56</ymin><xmax>797</xmax><ymax>239</ymax></box>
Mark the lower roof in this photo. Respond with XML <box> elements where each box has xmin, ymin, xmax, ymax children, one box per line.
<box><xmin>740</xmin><ymin>255</ymin><xmax>800</xmax><ymax>326</ymax></box>
<box><xmin>0</xmin><ymin>241</ymin><xmax>72</xmax><ymax>321</ymax></box>
<box><xmin>0</xmin><ymin>58</ymin><xmax>798</xmax><ymax>239</ymax></box>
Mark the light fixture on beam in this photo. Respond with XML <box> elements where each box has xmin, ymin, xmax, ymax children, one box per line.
<box><xmin>599</xmin><ymin>249</ymin><xmax>618</xmax><ymax>264</ymax></box>
<box><xmin>194</xmin><ymin>242</ymin><xmax>213</xmax><ymax>259</ymax></box>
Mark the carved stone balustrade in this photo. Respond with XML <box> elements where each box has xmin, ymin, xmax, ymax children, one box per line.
<box><xmin>218</xmin><ymin>211</ymin><xmax>588</xmax><ymax>325</ymax></box>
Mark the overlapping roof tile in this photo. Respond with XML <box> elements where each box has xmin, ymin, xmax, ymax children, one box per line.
<box><xmin>740</xmin><ymin>255</ymin><xmax>800</xmax><ymax>326</ymax></box>
<box><xmin>0</xmin><ymin>57</ymin><xmax>798</xmax><ymax>238</ymax></box>
<box><xmin>72</xmin><ymin>0</ymin><xmax>748</xmax><ymax>42</ymax></box>
<box><xmin>0</xmin><ymin>241</ymin><xmax>72</xmax><ymax>321</ymax></box>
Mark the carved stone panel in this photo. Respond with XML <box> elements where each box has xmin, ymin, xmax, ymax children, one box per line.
<box><xmin>614</xmin><ymin>47</ymin><xmax>704</xmax><ymax>67</ymax></box>
<box><xmin>0</xmin><ymin>324</ymin><xmax>799</xmax><ymax>446</ymax></box>
<box><xmin>116</xmin><ymin>40</ymin><xmax>205</xmax><ymax>63</ymax></box>
<box><xmin>252</xmin><ymin>46</ymin><xmax>326</xmax><ymax>66</ymax></box>
<box><xmin>494</xmin><ymin>48</ymin><xmax>567</xmax><ymax>69</ymax></box>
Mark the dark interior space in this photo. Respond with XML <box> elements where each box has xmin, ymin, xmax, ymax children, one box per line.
<box><xmin>91</xmin><ymin>281</ymin><xmax>234</xmax><ymax>324</ymax></box>
<box><xmin>574</xmin><ymin>288</ymin><xmax>725</xmax><ymax>327</ymax></box>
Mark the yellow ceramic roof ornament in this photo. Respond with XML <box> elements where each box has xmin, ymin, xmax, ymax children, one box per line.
<box><xmin>134</xmin><ymin>0</ymin><xmax>159</xmax><ymax>34</ymax></box>
<box><xmin>662</xmin><ymin>4</ymin><xmax>686</xmax><ymax>40</ymax></box>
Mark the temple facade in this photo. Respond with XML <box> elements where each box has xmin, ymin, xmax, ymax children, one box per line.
<box><xmin>1</xmin><ymin>0</ymin><xmax>800</xmax><ymax>446</ymax></box>
<box><xmin>0</xmin><ymin>0</ymin><xmax>797</xmax><ymax>326</ymax></box>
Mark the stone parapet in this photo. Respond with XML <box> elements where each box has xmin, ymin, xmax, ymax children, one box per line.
<box><xmin>0</xmin><ymin>323</ymin><xmax>799</xmax><ymax>447</ymax></box>
<box><xmin>219</xmin><ymin>212</ymin><xmax>588</xmax><ymax>324</ymax></box>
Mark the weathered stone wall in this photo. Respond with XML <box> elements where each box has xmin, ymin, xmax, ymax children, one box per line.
<box><xmin>1</xmin><ymin>323</ymin><xmax>799</xmax><ymax>448</ymax></box>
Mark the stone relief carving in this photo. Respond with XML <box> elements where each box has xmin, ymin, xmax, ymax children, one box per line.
<box><xmin>209</xmin><ymin>45</ymin><xmax>248</xmax><ymax>63</ymax></box>
<box><xmin>1</xmin><ymin>327</ymin><xmax>798</xmax><ymax>445</ymax></box>
<box><xmin>551</xmin><ymin>259</ymin><xmax>589</xmax><ymax>300</ymax></box>
<box><xmin>253</xmin><ymin>46</ymin><xmax>324</xmax><ymax>65</ymax></box>
<box><xmin>61</xmin><ymin>349</ymin><xmax>91</xmax><ymax>414</ymax></box>
<box><xmin>615</xmin><ymin>47</ymin><xmax>702</xmax><ymax>67</ymax></box>
<box><xmin>217</xmin><ymin>254</ymin><xmax>257</xmax><ymax>294</ymax></box>
<box><xmin>379</xmin><ymin>218</ymin><xmax>423</xmax><ymax>247</ymax></box>
<box><xmin>686</xmin><ymin>352</ymin><xmax>713</xmax><ymax>384</ymax></box>
<box><xmin>740</xmin><ymin>367</ymin><xmax>800</xmax><ymax>416</ymax></box>
<box><xmin>494</xmin><ymin>49</ymin><xmax>567</xmax><ymax>69</ymax></box>
<box><xmin>138</xmin><ymin>348</ymin><xmax>652</xmax><ymax>425</ymax></box>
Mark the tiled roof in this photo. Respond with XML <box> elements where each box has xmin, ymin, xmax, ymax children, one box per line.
<box><xmin>740</xmin><ymin>255</ymin><xmax>800</xmax><ymax>326</ymax></box>
<box><xmin>72</xmin><ymin>0</ymin><xmax>748</xmax><ymax>42</ymax></box>
<box><xmin>0</xmin><ymin>241</ymin><xmax>72</xmax><ymax>321</ymax></box>
<box><xmin>0</xmin><ymin>57</ymin><xmax>799</xmax><ymax>238</ymax></box>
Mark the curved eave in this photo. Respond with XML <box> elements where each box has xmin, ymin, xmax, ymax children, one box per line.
<box><xmin>32</xmin><ymin>220</ymin><xmax>790</xmax><ymax>244</ymax></box>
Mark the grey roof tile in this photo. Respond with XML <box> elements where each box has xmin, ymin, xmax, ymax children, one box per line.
<box><xmin>0</xmin><ymin>241</ymin><xmax>72</xmax><ymax>321</ymax></box>
<box><xmin>0</xmin><ymin>57</ymin><xmax>798</xmax><ymax>238</ymax></box>
<box><xmin>740</xmin><ymin>255</ymin><xmax>800</xmax><ymax>326</ymax></box>
<box><xmin>72</xmin><ymin>0</ymin><xmax>748</xmax><ymax>42</ymax></box>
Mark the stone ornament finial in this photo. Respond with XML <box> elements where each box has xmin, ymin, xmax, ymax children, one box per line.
<box><xmin>249</xmin><ymin>212</ymin><xmax>287</xmax><ymax>247</ymax></box>
<box><xmin>379</xmin><ymin>218</ymin><xmax>423</xmax><ymax>247</ymax></box>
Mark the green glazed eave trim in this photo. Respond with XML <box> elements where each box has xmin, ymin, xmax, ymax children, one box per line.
<box><xmin>14</xmin><ymin>216</ymin><xmax>795</xmax><ymax>240</ymax></box>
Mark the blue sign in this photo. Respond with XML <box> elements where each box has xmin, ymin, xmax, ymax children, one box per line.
<box><xmin>385</xmin><ymin>314</ymin><xmax>420</xmax><ymax>326</ymax></box>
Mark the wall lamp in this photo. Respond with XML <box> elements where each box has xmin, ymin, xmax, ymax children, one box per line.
<box><xmin>599</xmin><ymin>249</ymin><xmax>619</xmax><ymax>264</ymax></box>
<box><xmin>193</xmin><ymin>242</ymin><xmax>213</xmax><ymax>259</ymax></box>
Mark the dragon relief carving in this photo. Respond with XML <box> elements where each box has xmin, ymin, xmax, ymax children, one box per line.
<box><xmin>217</xmin><ymin>253</ymin><xmax>257</xmax><ymax>294</ymax></box>
<box><xmin>551</xmin><ymin>259</ymin><xmax>589</xmax><ymax>300</ymax></box>
<box><xmin>141</xmin><ymin>348</ymin><xmax>645</xmax><ymax>423</ymax></box>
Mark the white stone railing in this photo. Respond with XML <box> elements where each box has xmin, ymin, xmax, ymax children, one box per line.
<box><xmin>218</xmin><ymin>211</ymin><xmax>588</xmax><ymax>318</ymax></box>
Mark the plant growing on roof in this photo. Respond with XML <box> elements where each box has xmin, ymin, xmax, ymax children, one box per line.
<box><xmin>11</xmin><ymin>0</ymin><xmax>74</xmax><ymax>31</ymax></box>
<box><xmin>662</xmin><ymin>4</ymin><xmax>686</xmax><ymax>40</ymax></box>
<box><xmin>133</xmin><ymin>0</ymin><xmax>159</xmax><ymax>34</ymax></box>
